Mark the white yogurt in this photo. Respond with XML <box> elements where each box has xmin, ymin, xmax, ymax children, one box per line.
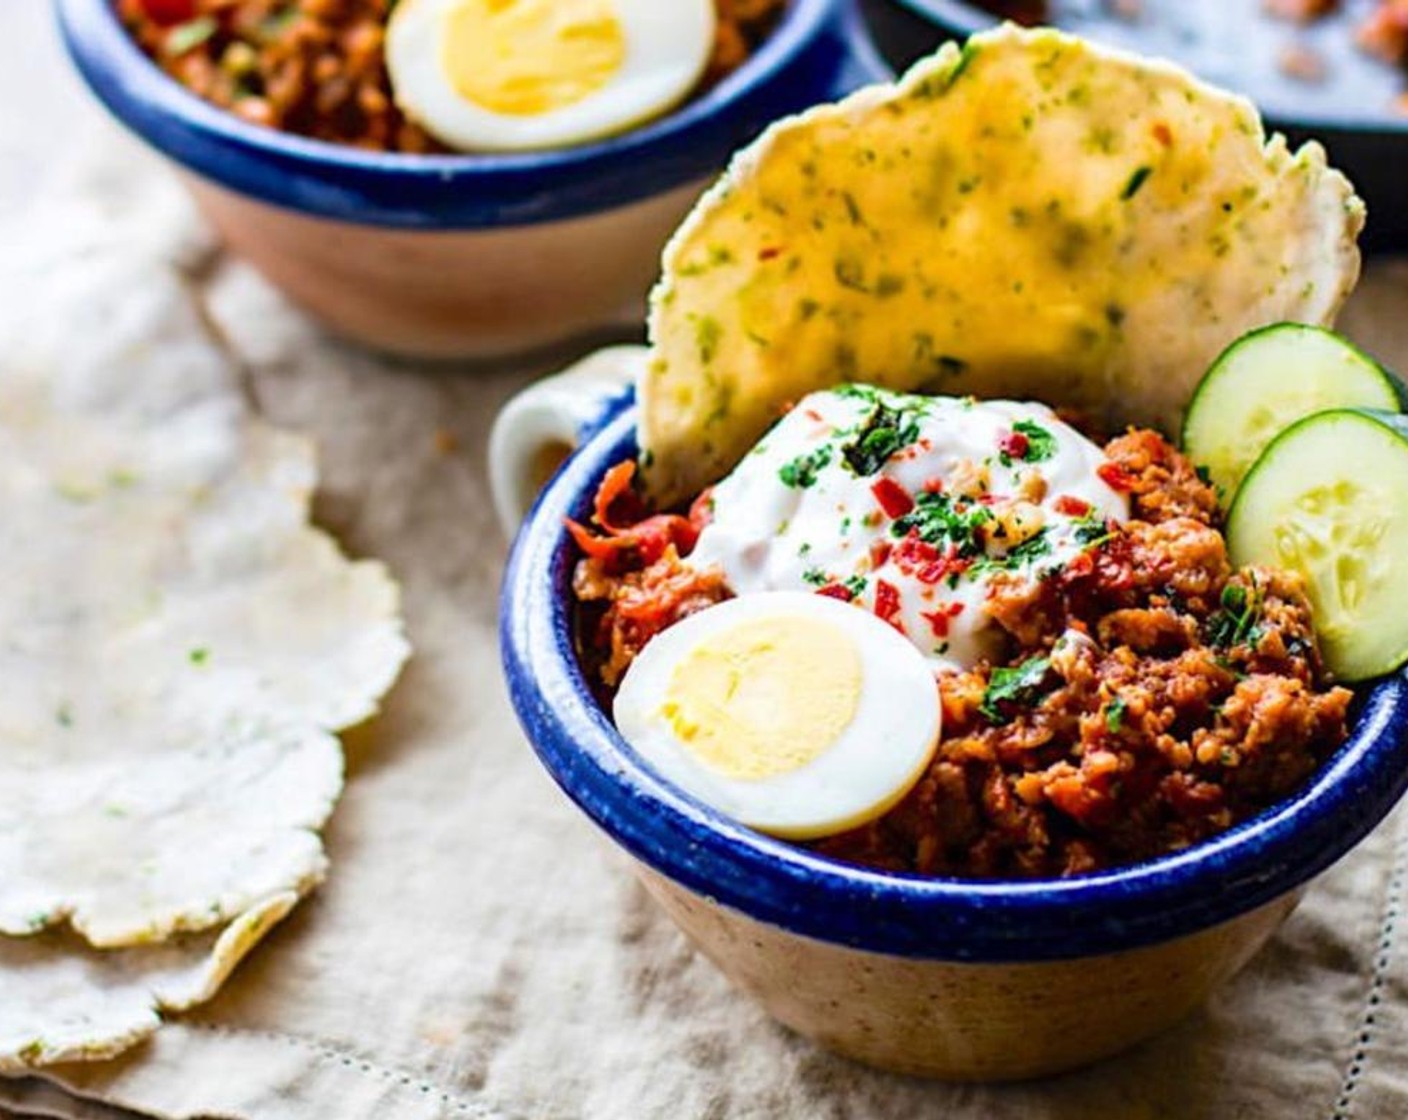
<box><xmin>685</xmin><ymin>386</ymin><xmax>1129</xmax><ymax>670</ymax></box>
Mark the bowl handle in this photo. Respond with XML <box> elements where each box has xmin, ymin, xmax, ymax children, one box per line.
<box><xmin>489</xmin><ymin>345</ymin><xmax>645</xmax><ymax>538</ymax></box>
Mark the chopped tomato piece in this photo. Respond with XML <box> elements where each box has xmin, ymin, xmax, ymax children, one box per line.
<box><xmin>871</xmin><ymin>476</ymin><xmax>914</xmax><ymax>519</ymax></box>
<box><xmin>816</xmin><ymin>583</ymin><xmax>854</xmax><ymax>602</ymax></box>
<box><xmin>1054</xmin><ymin>495</ymin><xmax>1092</xmax><ymax>517</ymax></box>
<box><xmin>874</xmin><ymin>579</ymin><xmax>904</xmax><ymax>631</ymax></box>
<box><xmin>921</xmin><ymin>601</ymin><xmax>964</xmax><ymax>638</ymax></box>
<box><xmin>1098</xmin><ymin>461</ymin><xmax>1135</xmax><ymax>492</ymax></box>
<box><xmin>998</xmin><ymin>429</ymin><xmax>1031</xmax><ymax>460</ymax></box>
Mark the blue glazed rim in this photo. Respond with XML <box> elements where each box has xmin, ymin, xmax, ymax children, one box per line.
<box><xmin>56</xmin><ymin>0</ymin><xmax>890</xmax><ymax>229</ymax></box>
<box><xmin>501</xmin><ymin>397</ymin><xmax>1408</xmax><ymax>963</ymax></box>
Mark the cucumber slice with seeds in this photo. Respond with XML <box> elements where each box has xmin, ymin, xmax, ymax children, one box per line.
<box><xmin>1183</xmin><ymin>324</ymin><xmax>1401</xmax><ymax>501</ymax></box>
<box><xmin>1227</xmin><ymin>409</ymin><xmax>1408</xmax><ymax>682</ymax></box>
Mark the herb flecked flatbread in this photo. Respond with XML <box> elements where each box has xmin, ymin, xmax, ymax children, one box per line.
<box><xmin>642</xmin><ymin>25</ymin><xmax>1363</xmax><ymax>504</ymax></box>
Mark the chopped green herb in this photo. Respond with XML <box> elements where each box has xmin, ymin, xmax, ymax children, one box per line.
<box><xmin>692</xmin><ymin>314</ymin><xmax>722</xmax><ymax>364</ymax></box>
<box><xmin>802</xmin><ymin>567</ymin><xmax>828</xmax><ymax>587</ymax></box>
<box><xmin>1012</xmin><ymin>420</ymin><xmax>1057</xmax><ymax>462</ymax></box>
<box><xmin>778</xmin><ymin>445</ymin><xmax>833</xmax><ymax>489</ymax></box>
<box><xmin>1074</xmin><ymin>515</ymin><xmax>1114</xmax><ymax>547</ymax></box>
<box><xmin>189</xmin><ymin>647</ymin><xmax>210</xmax><ymax>666</ymax></box>
<box><xmin>1121</xmin><ymin>165</ymin><xmax>1153</xmax><ymax>201</ymax></box>
<box><xmin>892</xmin><ymin>491</ymin><xmax>993</xmax><ymax>557</ymax></box>
<box><xmin>840</xmin><ymin>403</ymin><xmax>920</xmax><ymax>476</ymax></box>
<box><xmin>1206</xmin><ymin>577</ymin><xmax>1264</xmax><ymax>649</ymax></box>
<box><xmin>980</xmin><ymin>656</ymin><xmax>1052</xmax><ymax>723</ymax></box>
<box><xmin>164</xmin><ymin>16</ymin><xmax>218</xmax><ymax>57</ymax></box>
<box><xmin>1106</xmin><ymin>696</ymin><xmax>1128</xmax><ymax>733</ymax></box>
<box><xmin>974</xmin><ymin>529</ymin><xmax>1052</xmax><ymax>572</ymax></box>
<box><xmin>844</xmin><ymin>574</ymin><xmax>868</xmax><ymax>598</ymax></box>
<box><xmin>56</xmin><ymin>703</ymin><xmax>74</xmax><ymax>729</ymax></box>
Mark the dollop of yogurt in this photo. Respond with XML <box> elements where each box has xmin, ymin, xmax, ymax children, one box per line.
<box><xmin>685</xmin><ymin>385</ymin><xmax>1129</xmax><ymax>670</ymax></box>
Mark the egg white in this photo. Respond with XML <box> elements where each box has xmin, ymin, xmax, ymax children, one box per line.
<box><xmin>387</xmin><ymin>0</ymin><xmax>718</xmax><ymax>153</ymax></box>
<box><xmin>613</xmin><ymin>591</ymin><xmax>942</xmax><ymax>840</ymax></box>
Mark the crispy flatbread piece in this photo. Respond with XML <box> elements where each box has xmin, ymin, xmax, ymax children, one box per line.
<box><xmin>642</xmin><ymin>26</ymin><xmax>1363</xmax><ymax>503</ymax></box>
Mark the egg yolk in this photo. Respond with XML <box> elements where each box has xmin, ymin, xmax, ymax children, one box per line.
<box><xmin>658</xmin><ymin>617</ymin><xmax>863</xmax><ymax>781</ymax></box>
<box><xmin>441</xmin><ymin>0</ymin><xmax>627</xmax><ymax>117</ymax></box>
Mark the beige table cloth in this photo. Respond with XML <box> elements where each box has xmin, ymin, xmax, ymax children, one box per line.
<box><xmin>6</xmin><ymin>6</ymin><xmax>1408</xmax><ymax>1117</ymax></box>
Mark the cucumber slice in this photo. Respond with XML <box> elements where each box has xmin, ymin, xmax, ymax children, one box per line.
<box><xmin>1227</xmin><ymin>409</ymin><xmax>1408</xmax><ymax>682</ymax></box>
<box><xmin>1183</xmin><ymin>324</ymin><xmax>1401</xmax><ymax>501</ymax></box>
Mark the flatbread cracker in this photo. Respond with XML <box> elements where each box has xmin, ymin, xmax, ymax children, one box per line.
<box><xmin>642</xmin><ymin>25</ymin><xmax>1364</xmax><ymax>504</ymax></box>
<box><xmin>0</xmin><ymin>348</ymin><xmax>407</xmax><ymax>947</ymax></box>
<box><xmin>0</xmin><ymin>892</ymin><xmax>297</xmax><ymax>1072</ymax></box>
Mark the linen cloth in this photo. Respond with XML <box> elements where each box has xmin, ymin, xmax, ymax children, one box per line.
<box><xmin>7</xmin><ymin>6</ymin><xmax>1408</xmax><ymax>1117</ymax></box>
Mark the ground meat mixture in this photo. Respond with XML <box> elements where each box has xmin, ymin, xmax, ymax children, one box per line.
<box><xmin>121</xmin><ymin>0</ymin><xmax>789</xmax><ymax>153</ymax></box>
<box><xmin>573</xmin><ymin>429</ymin><xmax>1353</xmax><ymax>880</ymax></box>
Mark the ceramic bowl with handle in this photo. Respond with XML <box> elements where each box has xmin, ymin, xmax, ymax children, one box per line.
<box><xmin>491</xmin><ymin>356</ymin><xmax>1408</xmax><ymax>1079</ymax></box>
<box><xmin>57</xmin><ymin>0</ymin><xmax>890</xmax><ymax>359</ymax></box>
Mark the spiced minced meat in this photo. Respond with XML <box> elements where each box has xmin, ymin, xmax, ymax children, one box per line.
<box><xmin>571</xmin><ymin>426</ymin><xmax>1352</xmax><ymax>880</ymax></box>
<box><xmin>121</xmin><ymin>0</ymin><xmax>790</xmax><ymax>153</ymax></box>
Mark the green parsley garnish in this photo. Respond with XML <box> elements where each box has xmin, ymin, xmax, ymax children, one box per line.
<box><xmin>802</xmin><ymin>567</ymin><xmax>828</xmax><ymax>587</ymax></box>
<box><xmin>973</xmin><ymin>529</ymin><xmax>1052</xmax><ymax>573</ymax></box>
<box><xmin>1012</xmin><ymin>420</ymin><xmax>1057</xmax><ymax>462</ymax></box>
<box><xmin>1206</xmin><ymin>577</ymin><xmax>1264</xmax><ymax>649</ymax></box>
<box><xmin>980</xmin><ymin>656</ymin><xmax>1052</xmax><ymax>723</ymax></box>
<box><xmin>1106</xmin><ymin>696</ymin><xmax>1128</xmax><ymax>733</ymax></box>
<box><xmin>891</xmin><ymin>491</ymin><xmax>993</xmax><ymax>557</ymax></box>
<box><xmin>839</xmin><ymin>402</ymin><xmax>920</xmax><ymax>476</ymax></box>
<box><xmin>778</xmin><ymin>445</ymin><xmax>833</xmax><ymax>489</ymax></box>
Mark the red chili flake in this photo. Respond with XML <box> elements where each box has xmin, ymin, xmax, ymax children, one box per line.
<box><xmin>869</xmin><ymin>539</ymin><xmax>892</xmax><ymax>569</ymax></box>
<box><xmin>998</xmin><ymin>429</ymin><xmax>1031</xmax><ymax>460</ymax></box>
<box><xmin>921</xmin><ymin>601</ymin><xmax>964</xmax><ymax>638</ymax></box>
<box><xmin>870</xmin><ymin>477</ymin><xmax>914</xmax><ymax>519</ymax></box>
<box><xmin>1152</xmin><ymin>121</ymin><xmax>1173</xmax><ymax>147</ymax></box>
<box><xmin>758</xmin><ymin>246</ymin><xmax>783</xmax><ymax>262</ymax></box>
<box><xmin>1098</xmin><ymin>461</ymin><xmax>1135</xmax><ymax>492</ymax></box>
<box><xmin>874</xmin><ymin>579</ymin><xmax>904</xmax><ymax>631</ymax></box>
<box><xmin>140</xmin><ymin>0</ymin><xmax>197</xmax><ymax>24</ymax></box>
<box><xmin>1053</xmin><ymin>495</ymin><xmax>1092</xmax><ymax>517</ymax></box>
<box><xmin>816</xmin><ymin>583</ymin><xmax>854</xmax><ymax>602</ymax></box>
<box><xmin>688</xmin><ymin>486</ymin><xmax>716</xmax><ymax>530</ymax></box>
<box><xmin>803</xmin><ymin>408</ymin><xmax>824</xmax><ymax>423</ymax></box>
<box><xmin>975</xmin><ymin>492</ymin><xmax>999</xmax><ymax>506</ymax></box>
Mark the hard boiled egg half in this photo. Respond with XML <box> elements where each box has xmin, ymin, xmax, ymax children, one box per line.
<box><xmin>387</xmin><ymin>0</ymin><xmax>717</xmax><ymax>152</ymax></box>
<box><xmin>614</xmin><ymin>592</ymin><xmax>942</xmax><ymax>840</ymax></box>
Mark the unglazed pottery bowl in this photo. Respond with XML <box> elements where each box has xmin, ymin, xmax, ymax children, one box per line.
<box><xmin>56</xmin><ymin>0</ymin><xmax>889</xmax><ymax>359</ymax></box>
<box><xmin>494</xmin><ymin>365</ymin><xmax>1408</xmax><ymax>1080</ymax></box>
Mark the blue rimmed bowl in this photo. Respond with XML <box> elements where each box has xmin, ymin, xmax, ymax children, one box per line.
<box><xmin>56</xmin><ymin>0</ymin><xmax>889</xmax><ymax>358</ymax></box>
<box><xmin>496</xmin><ymin>381</ymin><xmax>1408</xmax><ymax>1080</ymax></box>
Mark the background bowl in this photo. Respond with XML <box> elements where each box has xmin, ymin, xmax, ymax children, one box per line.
<box><xmin>57</xmin><ymin>0</ymin><xmax>891</xmax><ymax>359</ymax></box>
<box><xmin>860</xmin><ymin>0</ymin><xmax>1408</xmax><ymax>253</ymax></box>
<box><xmin>499</xmin><ymin>395</ymin><xmax>1408</xmax><ymax>1079</ymax></box>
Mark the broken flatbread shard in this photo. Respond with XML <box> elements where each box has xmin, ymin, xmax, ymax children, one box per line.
<box><xmin>0</xmin><ymin>892</ymin><xmax>297</xmax><ymax>1072</ymax></box>
<box><xmin>641</xmin><ymin>25</ymin><xmax>1364</xmax><ymax>504</ymax></box>
<box><xmin>0</xmin><ymin>262</ymin><xmax>410</xmax><ymax>952</ymax></box>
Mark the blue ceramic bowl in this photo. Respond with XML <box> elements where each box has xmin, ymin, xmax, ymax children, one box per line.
<box><xmin>56</xmin><ymin>0</ymin><xmax>891</xmax><ymax>356</ymax></box>
<box><xmin>500</xmin><ymin>393</ymin><xmax>1408</xmax><ymax>1078</ymax></box>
